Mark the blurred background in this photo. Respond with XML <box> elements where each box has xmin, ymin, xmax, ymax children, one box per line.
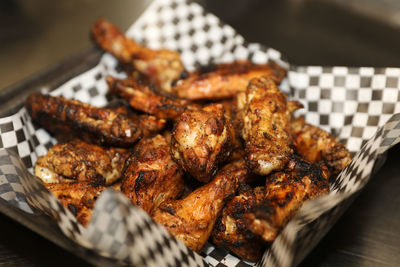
<box><xmin>2</xmin><ymin>0</ymin><xmax>400</xmax><ymax>90</ymax></box>
<box><xmin>1</xmin><ymin>0</ymin><xmax>400</xmax><ymax>266</ymax></box>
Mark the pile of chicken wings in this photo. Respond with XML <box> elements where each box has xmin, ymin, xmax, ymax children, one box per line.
<box><xmin>25</xmin><ymin>19</ymin><xmax>351</xmax><ymax>261</ymax></box>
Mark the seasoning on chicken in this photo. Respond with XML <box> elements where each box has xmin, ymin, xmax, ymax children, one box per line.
<box><xmin>151</xmin><ymin>160</ymin><xmax>241</xmax><ymax>252</ymax></box>
<box><xmin>107</xmin><ymin>76</ymin><xmax>197</xmax><ymax>120</ymax></box>
<box><xmin>121</xmin><ymin>134</ymin><xmax>184</xmax><ymax>213</ymax></box>
<box><xmin>174</xmin><ymin>60</ymin><xmax>286</xmax><ymax>100</ymax></box>
<box><xmin>291</xmin><ymin>117</ymin><xmax>351</xmax><ymax>178</ymax></box>
<box><xmin>240</xmin><ymin>77</ymin><xmax>302</xmax><ymax>175</ymax></box>
<box><xmin>111</xmin><ymin>104</ymin><xmax>166</xmax><ymax>136</ymax></box>
<box><xmin>171</xmin><ymin>103</ymin><xmax>233</xmax><ymax>183</ymax></box>
<box><xmin>245</xmin><ymin>156</ymin><xmax>330</xmax><ymax>242</ymax></box>
<box><xmin>45</xmin><ymin>181</ymin><xmax>107</xmax><ymax>226</ymax></box>
<box><xmin>92</xmin><ymin>18</ymin><xmax>185</xmax><ymax>93</ymax></box>
<box><xmin>212</xmin><ymin>184</ymin><xmax>266</xmax><ymax>261</ymax></box>
<box><xmin>34</xmin><ymin>141</ymin><xmax>130</xmax><ymax>185</ymax></box>
<box><xmin>25</xmin><ymin>93</ymin><xmax>142</xmax><ymax>147</ymax></box>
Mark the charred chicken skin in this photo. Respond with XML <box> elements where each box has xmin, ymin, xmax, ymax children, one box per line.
<box><xmin>111</xmin><ymin>104</ymin><xmax>166</xmax><ymax>136</ymax></box>
<box><xmin>171</xmin><ymin>103</ymin><xmax>233</xmax><ymax>183</ymax></box>
<box><xmin>26</xmin><ymin>93</ymin><xmax>142</xmax><ymax>147</ymax></box>
<box><xmin>107</xmin><ymin>76</ymin><xmax>197</xmax><ymax>120</ymax></box>
<box><xmin>45</xmin><ymin>181</ymin><xmax>107</xmax><ymax>226</ymax></box>
<box><xmin>151</xmin><ymin>160</ymin><xmax>241</xmax><ymax>252</ymax></box>
<box><xmin>174</xmin><ymin>60</ymin><xmax>286</xmax><ymax>100</ymax></box>
<box><xmin>240</xmin><ymin>77</ymin><xmax>302</xmax><ymax>175</ymax></box>
<box><xmin>245</xmin><ymin>156</ymin><xmax>330</xmax><ymax>242</ymax></box>
<box><xmin>291</xmin><ymin>117</ymin><xmax>351</xmax><ymax>177</ymax></box>
<box><xmin>35</xmin><ymin>141</ymin><xmax>130</xmax><ymax>185</ymax></box>
<box><xmin>212</xmin><ymin>184</ymin><xmax>266</xmax><ymax>261</ymax></box>
<box><xmin>121</xmin><ymin>134</ymin><xmax>184</xmax><ymax>213</ymax></box>
<box><xmin>92</xmin><ymin>18</ymin><xmax>184</xmax><ymax>93</ymax></box>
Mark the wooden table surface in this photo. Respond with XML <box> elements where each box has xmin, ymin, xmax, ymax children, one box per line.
<box><xmin>1</xmin><ymin>0</ymin><xmax>400</xmax><ymax>266</ymax></box>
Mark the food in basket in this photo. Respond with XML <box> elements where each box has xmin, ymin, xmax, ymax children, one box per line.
<box><xmin>26</xmin><ymin>93</ymin><xmax>142</xmax><ymax>147</ymax></box>
<box><xmin>170</xmin><ymin>103</ymin><xmax>234</xmax><ymax>183</ymax></box>
<box><xmin>238</xmin><ymin>77</ymin><xmax>303</xmax><ymax>176</ymax></box>
<box><xmin>92</xmin><ymin>18</ymin><xmax>184</xmax><ymax>94</ymax></box>
<box><xmin>121</xmin><ymin>134</ymin><xmax>184</xmax><ymax>213</ymax></box>
<box><xmin>45</xmin><ymin>181</ymin><xmax>107</xmax><ymax>226</ymax></box>
<box><xmin>173</xmin><ymin>60</ymin><xmax>286</xmax><ymax>100</ymax></box>
<box><xmin>34</xmin><ymin>140</ymin><xmax>130</xmax><ymax>185</ymax></box>
<box><xmin>24</xmin><ymin>18</ymin><xmax>351</xmax><ymax>262</ymax></box>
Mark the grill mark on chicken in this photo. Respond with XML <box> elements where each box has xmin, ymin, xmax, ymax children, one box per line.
<box><xmin>170</xmin><ymin>103</ymin><xmax>233</xmax><ymax>183</ymax></box>
<box><xmin>151</xmin><ymin>160</ymin><xmax>241</xmax><ymax>252</ymax></box>
<box><xmin>211</xmin><ymin>184</ymin><xmax>266</xmax><ymax>261</ymax></box>
<box><xmin>291</xmin><ymin>117</ymin><xmax>351</xmax><ymax>178</ymax></box>
<box><xmin>174</xmin><ymin>60</ymin><xmax>286</xmax><ymax>100</ymax></box>
<box><xmin>34</xmin><ymin>141</ymin><xmax>130</xmax><ymax>185</ymax></box>
<box><xmin>26</xmin><ymin>93</ymin><xmax>142</xmax><ymax>147</ymax></box>
<box><xmin>239</xmin><ymin>77</ymin><xmax>302</xmax><ymax>175</ymax></box>
<box><xmin>245</xmin><ymin>156</ymin><xmax>330</xmax><ymax>242</ymax></box>
<box><xmin>44</xmin><ymin>181</ymin><xmax>107</xmax><ymax>226</ymax></box>
<box><xmin>107</xmin><ymin>76</ymin><xmax>197</xmax><ymax>119</ymax></box>
<box><xmin>91</xmin><ymin>18</ymin><xmax>185</xmax><ymax>93</ymax></box>
<box><xmin>121</xmin><ymin>134</ymin><xmax>184</xmax><ymax>213</ymax></box>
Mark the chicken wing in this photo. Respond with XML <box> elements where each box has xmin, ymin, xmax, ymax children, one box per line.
<box><xmin>291</xmin><ymin>117</ymin><xmax>351</xmax><ymax>178</ymax></box>
<box><xmin>26</xmin><ymin>93</ymin><xmax>142</xmax><ymax>147</ymax></box>
<box><xmin>35</xmin><ymin>141</ymin><xmax>130</xmax><ymax>185</ymax></box>
<box><xmin>151</xmin><ymin>160</ymin><xmax>240</xmax><ymax>252</ymax></box>
<box><xmin>45</xmin><ymin>181</ymin><xmax>107</xmax><ymax>226</ymax></box>
<box><xmin>212</xmin><ymin>184</ymin><xmax>266</xmax><ymax>261</ymax></box>
<box><xmin>174</xmin><ymin>60</ymin><xmax>286</xmax><ymax>100</ymax></box>
<box><xmin>240</xmin><ymin>77</ymin><xmax>302</xmax><ymax>175</ymax></box>
<box><xmin>245</xmin><ymin>156</ymin><xmax>330</xmax><ymax>242</ymax></box>
<box><xmin>92</xmin><ymin>18</ymin><xmax>184</xmax><ymax>93</ymax></box>
<box><xmin>170</xmin><ymin>103</ymin><xmax>233</xmax><ymax>183</ymax></box>
<box><xmin>110</xmin><ymin>103</ymin><xmax>166</xmax><ymax>136</ymax></box>
<box><xmin>121</xmin><ymin>134</ymin><xmax>184</xmax><ymax>213</ymax></box>
<box><xmin>107</xmin><ymin>76</ymin><xmax>197</xmax><ymax>119</ymax></box>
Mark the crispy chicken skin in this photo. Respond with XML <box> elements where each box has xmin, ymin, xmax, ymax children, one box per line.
<box><xmin>291</xmin><ymin>117</ymin><xmax>351</xmax><ymax>177</ymax></box>
<box><xmin>45</xmin><ymin>182</ymin><xmax>106</xmax><ymax>226</ymax></box>
<box><xmin>111</xmin><ymin>104</ymin><xmax>166</xmax><ymax>136</ymax></box>
<box><xmin>92</xmin><ymin>18</ymin><xmax>184</xmax><ymax>93</ymax></box>
<box><xmin>107</xmin><ymin>76</ymin><xmax>196</xmax><ymax>119</ymax></box>
<box><xmin>240</xmin><ymin>77</ymin><xmax>302</xmax><ymax>175</ymax></box>
<box><xmin>212</xmin><ymin>184</ymin><xmax>266</xmax><ymax>261</ymax></box>
<box><xmin>151</xmin><ymin>160</ymin><xmax>240</xmax><ymax>252</ymax></box>
<box><xmin>121</xmin><ymin>134</ymin><xmax>184</xmax><ymax>213</ymax></box>
<box><xmin>171</xmin><ymin>103</ymin><xmax>233</xmax><ymax>183</ymax></box>
<box><xmin>26</xmin><ymin>93</ymin><xmax>142</xmax><ymax>147</ymax></box>
<box><xmin>245</xmin><ymin>156</ymin><xmax>330</xmax><ymax>242</ymax></box>
<box><xmin>174</xmin><ymin>60</ymin><xmax>286</xmax><ymax>100</ymax></box>
<box><xmin>35</xmin><ymin>141</ymin><xmax>130</xmax><ymax>185</ymax></box>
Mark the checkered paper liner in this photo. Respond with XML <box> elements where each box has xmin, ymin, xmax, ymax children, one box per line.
<box><xmin>1</xmin><ymin>0</ymin><xmax>400</xmax><ymax>266</ymax></box>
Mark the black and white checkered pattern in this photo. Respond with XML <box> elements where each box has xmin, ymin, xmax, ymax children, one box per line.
<box><xmin>289</xmin><ymin>66</ymin><xmax>400</xmax><ymax>154</ymax></box>
<box><xmin>1</xmin><ymin>0</ymin><xmax>400</xmax><ymax>266</ymax></box>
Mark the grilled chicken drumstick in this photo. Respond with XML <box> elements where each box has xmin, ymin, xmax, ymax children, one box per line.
<box><xmin>26</xmin><ymin>93</ymin><xmax>142</xmax><ymax>147</ymax></box>
<box><xmin>107</xmin><ymin>76</ymin><xmax>197</xmax><ymax>120</ymax></box>
<box><xmin>291</xmin><ymin>117</ymin><xmax>351</xmax><ymax>178</ymax></box>
<box><xmin>245</xmin><ymin>156</ymin><xmax>330</xmax><ymax>242</ymax></box>
<box><xmin>212</xmin><ymin>184</ymin><xmax>266</xmax><ymax>261</ymax></box>
<box><xmin>35</xmin><ymin>141</ymin><xmax>130</xmax><ymax>185</ymax></box>
<box><xmin>239</xmin><ymin>77</ymin><xmax>302</xmax><ymax>175</ymax></box>
<box><xmin>92</xmin><ymin>18</ymin><xmax>184</xmax><ymax>94</ymax></box>
<box><xmin>151</xmin><ymin>160</ymin><xmax>241</xmax><ymax>252</ymax></box>
<box><xmin>174</xmin><ymin>60</ymin><xmax>286</xmax><ymax>100</ymax></box>
<box><xmin>121</xmin><ymin>134</ymin><xmax>184</xmax><ymax>213</ymax></box>
<box><xmin>45</xmin><ymin>181</ymin><xmax>107</xmax><ymax>226</ymax></box>
<box><xmin>171</xmin><ymin>103</ymin><xmax>233</xmax><ymax>183</ymax></box>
